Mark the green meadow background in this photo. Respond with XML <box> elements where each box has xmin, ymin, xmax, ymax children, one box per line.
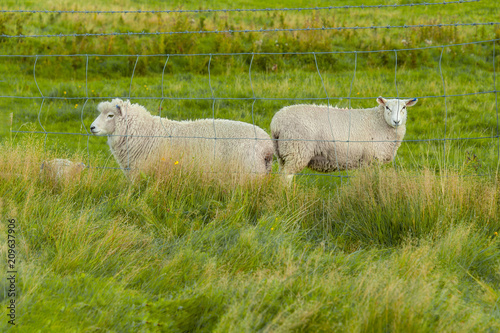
<box><xmin>1</xmin><ymin>0</ymin><xmax>500</xmax><ymax>331</ymax></box>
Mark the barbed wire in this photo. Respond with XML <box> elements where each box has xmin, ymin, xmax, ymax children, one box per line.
<box><xmin>2</xmin><ymin>21</ymin><xmax>499</xmax><ymax>39</ymax></box>
<box><xmin>0</xmin><ymin>1</ymin><xmax>480</xmax><ymax>15</ymax></box>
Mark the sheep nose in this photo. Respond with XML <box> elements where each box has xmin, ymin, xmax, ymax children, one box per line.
<box><xmin>90</xmin><ymin>126</ymin><xmax>95</xmax><ymax>130</ymax></box>
<box><xmin>393</xmin><ymin>120</ymin><xmax>400</xmax><ymax>125</ymax></box>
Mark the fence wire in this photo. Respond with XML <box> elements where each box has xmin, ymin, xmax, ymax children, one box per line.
<box><xmin>494</xmin><ymin>40</ymin><xmax>500</xmax><ymax>166</ymax></box>
<box><xmin>2</xmin><ymin>38</ymin><xmax>498</xmax><ymax>58</ymax></box>
<box><xmin>3</xmin><ymin>19</ymin><xmax>499</xmax><ymax>179</ymax></box>
<box><xmin>2</xmin><ymin>21</ymin><xmax>499</xmax><ymax>39</ymax></box>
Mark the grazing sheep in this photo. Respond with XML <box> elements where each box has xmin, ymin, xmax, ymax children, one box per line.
<box><xmin>40</xmin><ymin>158</ymin><xmax>86</xmax><ymax>182</ymax></box>
<box><xmin>90</xmin><ymin>98</ymin><xmax>274</xmax><ymax>178</ymax></box>
<box><xmin>271</xmin><ymin>97</ymin><xmax>418</xmax><ymax>180</ymax></box>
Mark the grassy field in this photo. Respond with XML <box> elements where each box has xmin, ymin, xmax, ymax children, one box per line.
<box><xmin>1</xmin><ymin>0</ymin><xmax>500</xmax><ymax>331</ymax></box>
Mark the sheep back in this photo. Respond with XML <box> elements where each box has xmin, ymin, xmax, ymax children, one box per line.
<box><xmin>270</xmin><ymin>104</ymin><xmax>406</xmax><ymax>174</ymax></box>
<box><xmin>165</xmin><ymin>118</ymin><xmax>274</xmax><ymax>174</ymax></box>
<box><xmin>107</xmin><ymin>104</ymin><xmax>273</xmax><ymax>176</ymax></box>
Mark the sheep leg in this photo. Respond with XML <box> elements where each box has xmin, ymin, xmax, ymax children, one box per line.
<box><xmin>274</xmin><ymin>133</ymin><xmax>315</xmax><ymax>183</ymax></box>
<box><xmin>280</xmin><ymin>151</ymin><xmax>315</xmax><ymax>184</ymax></box>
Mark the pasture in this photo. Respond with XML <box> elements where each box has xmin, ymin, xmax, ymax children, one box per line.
<box><xmin>1</xmin><ymin>0</ymin><xmax>499</xmax><ymax>331</ymax></box>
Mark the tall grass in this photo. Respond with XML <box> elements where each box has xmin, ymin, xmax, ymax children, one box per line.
<box><xmin>1</xmin><ymin>137</ymin><xmax>499</xmax><ymax>331</ymax></box>
<box><xmin>1</xmin><ymin>0</ymin><xmax>500</xmax><ymax>331</ymax></box>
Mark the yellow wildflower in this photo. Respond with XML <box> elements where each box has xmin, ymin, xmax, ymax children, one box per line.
<box><xmin>174</xmin><ymin>161</ymin><xmax>179</xmax><ymax>165</ymax></box>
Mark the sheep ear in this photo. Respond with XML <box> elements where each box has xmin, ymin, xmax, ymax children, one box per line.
<box><xmin>97</xmin><ymin>101</ymin><xmax>107</xmax><ymax>113</ymax></box>
<box><xmin>405</xmin><ymin>98</ymin><xmax>418</xmax><ymax>107</ymax></box>
<box><xmin>115</xmin><ymin>101</ymin><xmax>127</xmax><ymax>116</ymax></box>
<box><xmin>377</xmin><ymin>97</ymin><xmax>387</xmax><ymax>106</ymax></box>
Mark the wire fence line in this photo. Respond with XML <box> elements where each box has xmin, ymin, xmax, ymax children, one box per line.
<box><xmin>2</xmin><ymin>38</ymin><xmax>499</xmax><ymax>57</ymax></box>
<box><xmin>3</xmin><ymin>39</ymin><xmax>497</xmax><ymax>106</ymax></box>
<box><xmin>3</xmin><ymin>21</ymin><xmax>499</xmax><ymax>39</ymax></box>
<box><xmin>439</xmin><ymin>46</ymin><xmax>449</xmax><ymax>170</ymax></box>
<box><xmin>3</xmin><ymin>91</ymin><xmax>498</xmax><ymax>101</ymax></box>
<box><xmin>5</xmin><ymin>30</ymin><xmax>499</xmax><ymax>179</ymax></box>
<box><xmin>495</xmin><ymin>39</ymin><xmax>500</xmax><ymax>161</ymax></box>
<box><xmin>12</xmin><ymin>130</ymin><xmax>500</xmax><ymax>143</ymax></box>
<box><xmin>0</xmin><ymin>1</ymin><xmax>480</xmax><ymax>14</ymax></box>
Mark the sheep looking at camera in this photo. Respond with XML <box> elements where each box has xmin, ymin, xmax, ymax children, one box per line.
<box><xmin>90</xmin><ymin>99</ymin><xmax>274</xmax><ymax>178</ymax></box>
<box><xmin>270</xmin><ymin>97</ymin><xmax>418</xmax><ymax>180</ymax></box>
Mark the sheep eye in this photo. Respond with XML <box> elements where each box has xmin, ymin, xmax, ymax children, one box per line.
<box><xmin>107</xmin><ymin>114</ymin><xmax>114</xmax><ymax>119</ymax></box>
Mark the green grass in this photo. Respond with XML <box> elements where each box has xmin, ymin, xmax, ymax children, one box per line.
<box><xmin>1</xmin><ymin>139</ymin><xmax>500</xmax><ymax>331</ymax></box>
<box><xmin>1</xmin><ymin>0</ymin><xmax>500</xmax><ymax>331</ymax></box>
<box><xmin>4</xmin><ymin>60</ymin><xmax>499</xmax><ymax>176</ymax></box>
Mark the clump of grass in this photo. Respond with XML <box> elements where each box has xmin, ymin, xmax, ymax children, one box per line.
<box><xmin>328</xmin><ymin>166</ymin><xmax>500</xmax><ymax>248</ymax></box>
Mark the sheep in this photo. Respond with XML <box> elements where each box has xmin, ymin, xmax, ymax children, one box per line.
<box><xmin>270</xmin><ymin>97</ymin><xmax>418</xmax><ymax>181</ymax></box>
<box><xmin>40</xmin><ymin>158</ymin><xmax>86</xmax><ymax>182</ymax></box>
<box><xmin>90</xmin><ymin>98</ymin><xmax>274</xmax><ymax>179</ymax></box>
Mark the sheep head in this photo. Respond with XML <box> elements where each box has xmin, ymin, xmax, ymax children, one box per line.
<box><xmin>91</xmin><ymin>98</ymin><xmax>130</xmax><ymax>136</ymax></box>
<box><xmin>377</xmin><ymin>97</ymin><xmax>418</xmax><ymax>128</ymax></box>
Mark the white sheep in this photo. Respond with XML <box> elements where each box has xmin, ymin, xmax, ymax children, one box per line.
<box><xmin>270</xmin><ymin>97</ymin><xmax>418</xmax><ymax>180</ymax></box>
<box><xmin>90</xmin><ymin>98</ymin><xmax>274</xmax><ymax>178</ymax></box>
<box><xmin>40</xmin><ymin>158</ymin><xmax>86</xmax><ymax>182</ymax></box>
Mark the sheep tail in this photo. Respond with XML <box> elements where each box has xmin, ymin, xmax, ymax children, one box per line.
<box><xmin>264</xmin><ymin>150</ymin><xmax>273</xmax><ymax>173</ymax></box>
<box><xmin>272</xmin><ymin>130</ymin><xmax>284</xmax><ymax>167</ymax></box>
